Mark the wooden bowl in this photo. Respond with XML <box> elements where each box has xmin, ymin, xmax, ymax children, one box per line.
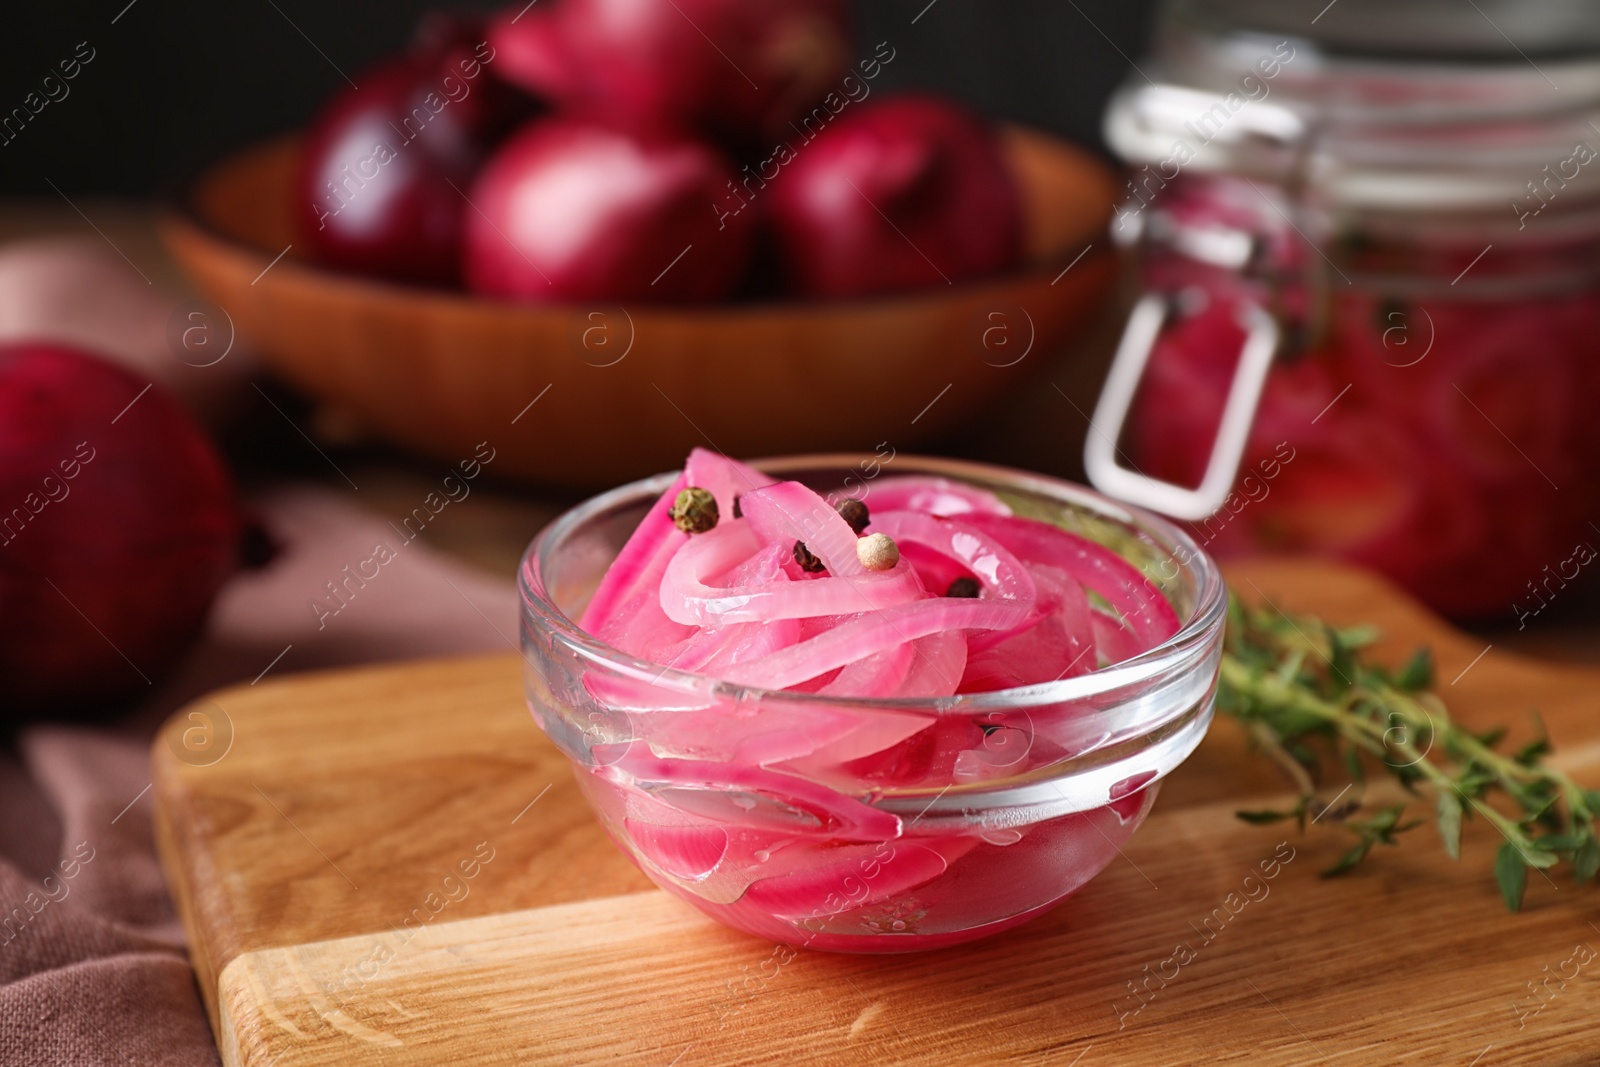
<box><xmin>161</xmin><ymin>129</ymin><xmax>1117</xmax><ymax>488</ymax></box>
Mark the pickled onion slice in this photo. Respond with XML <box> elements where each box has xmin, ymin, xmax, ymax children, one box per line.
<box><xmin>719</xmin><ymin>598</ymin><xmax>1028</xmax><ymax>691</ymax></box>
<box><xmin>741</xmin><ymin>840</ymin><xmax>963</xmax><ymax>919</ymax></box>
<box><xmin>684</xmin><ymin>447</ymin><xmax>772</xmax><ymax>522</ymax></box>
<box><xmin>896</xmin><ymin>540</ymin><xmax>972</xmax><ymax>595</ymax></box>
<box><xmin>660</xmin><ymin>521</ymin><xmax>925</xmax><ymax>626</ymax></box>
<box><xmin>1091</xmin><ymin>611</ymin><xmax>1147</xmax><ymax>668</ymax></box>
<box><xmin>958</xmin><ymin>513</ymin><xmax>1179</xmax><ymax>646</ymax></box>
<box><xmin>674</xmin><ymin>617</ymin><xmax>799</xmax><ymax>674</ymax></box>
<box><xmin>892</xmin><ymin>630</ymin><xmax>968</xmax><ymax>698</ymax></box>
<box><xmin>820</xmin><ymin>639</ymin><xmax>916</xmax><ymax>697</ymax></box>
<box><xmin>595</xmin><ymin>745</ymin><xmax>902</xmax><ymax>840</ymax></box>
<box><xmin>863</xmin><ymin>476</ymin><xmax>1013</xmax><ymax>518</ymax></box>
<box><xmin>739</xmin><ymin>480</ymin><xmax>868</xmax><ymax>576</ymax></box>
<box><xmin>578</xmin><ymin>471</ymin><xmax>686</xmax><ymax>632</ymax></box>
<box><xmin>960</xmin><ymin>567</ymin><xmax>1096</xmax><ymax>692</ymax></box>
<box><xmin>624</xmin><ymin>820</ymin><xmax>729</xmax><ymax>881</ymax></box>
<box><xmin>593</xmin><ymin>582</ymin><xmax>696</xmax><ymax>662</ymax></box>
<box><xmin>865</xmin><ymin>510</ymin><xmax>1037</xmax><ymax>610</ymax></box>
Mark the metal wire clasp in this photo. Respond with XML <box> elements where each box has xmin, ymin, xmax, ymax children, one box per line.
<box><xmin>1085</xmin><ymin>292</ymin><xmax>1278</xmax><ymax>521</ymax></box>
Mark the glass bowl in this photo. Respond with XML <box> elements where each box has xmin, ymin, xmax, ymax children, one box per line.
<box><xmin>518</xmin><ymin>455</ymin><xmax>1226</xmax><ymax>952</ymax></box>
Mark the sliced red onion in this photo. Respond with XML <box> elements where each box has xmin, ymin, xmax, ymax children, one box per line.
<box><xmin>684</xmin><ymin>447</ymin><xmax>771</xmax><ymax>524</ymax></box>
<box><xmin>820</xmin><ymin>639</ymin><xmax>915</xmax><ymax>697</ymax></box>
<box><xmin>596</xmin><ymin>745</ymin><xmax>902</xmax><ymax>840</ymax></box>
<box><xmin>867</xmin><ymin>510</ymin><xmax>1036</xmax><ymax>609</ymax></box>
<box><xmin>740</xmin><ymin>480</ymin><xmax>867</xmax><ymax>576</ymax></box>
<box><xmin>961</xmin><ymin>567</ymin><xmax>1096</xmax><ymax>691</ymax></box>
<box><xmin>959</xmin><ymin>513</ymin><xmax>1180</xmax><ymax>647</ymax></box>
<box><xmin>625</xmin><ymin>819</ymin><xmax>729</xmax><ymax>881</ymax></box>
<box><xmin>578</xmin><ymin>471</ymin><xmax>687</xmax><ymax>632</ymax></box>
<box><xmin>892</xmin><ymin>630</ymin><xmax>968</xmax><ymax>698</ymax></box>
<box><xmin>660</xmin><ymin>521</ymin><xmax>924</xmax><ymax>626</ymax></box>
<box><xmin>718</xmin><ymin>598</ymin><xmax>1028</xmax><ymax>691</ymax></box>
<box><xmin>741</xmin><ymin>841</ymin><xmax>953</xmax><ymax>920</ymax></box>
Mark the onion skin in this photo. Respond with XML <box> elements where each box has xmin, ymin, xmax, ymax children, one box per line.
<box><xmin>768</xmin><ymin>94</ymin><xmax>1024</xmax><ymax>298</ymax></box>
<box><xmin>0</xmin><ymin>344</ymin><xmax>239</xmax><ymax>714</ymax></box>
<box><xmin>490</xmin><ymin>0</ymin><xmax>850</xmax><ymax>144</ymax></box>
<box><xmin>295</xmin><ymin>17</ymin><xmax>531</xmax><ymax>286</ymax></box>
<box><xmin>463</xmin><ymin>118</ymin><xmax>757</xmax><ymax>302</ymax></box>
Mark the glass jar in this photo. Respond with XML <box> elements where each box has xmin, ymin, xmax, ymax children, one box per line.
<box><xmin>1092</xmin><ymin>0</ymin><xmax>1600</xmax><ymax>618</ymax></box>
<box><xmin>519</xmin><ymin>456</ymin><xmax>1225</xmax><ymax>952</ymax></box>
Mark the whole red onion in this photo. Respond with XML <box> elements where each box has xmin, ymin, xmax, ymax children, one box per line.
<box><xmin>463</xmin><ymin>117</ymin><xmax>755</xmax><ymax>302</ymax></box>
<box><xmin>767</xmin><ymin>94</ymin><xmax>1024</xmax><ymax>298</ymax></box>
<box><xmin>0</xmin><ymin>344</ymin><xmax>239</xmax><ymax>713</ymax></box>
<box><xmin>491</xmin><ymin>0</ymin><xmax>849</xmax><ymax>143</ymax></box>
<box><xmin>296</xmin><ymin>15</ymin><xmax>531</xmax><ymax>286</ymax></box>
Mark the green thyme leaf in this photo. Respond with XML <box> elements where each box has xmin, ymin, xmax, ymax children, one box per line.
<box><xmin>1518</xmin><ymin>845</ymin><xmax>1560</xmax><ymax>870</ymax></box>
<box><xmin>1236</xmin><ymin>809</ymin><xmax>1296</xmax><ymax>825</ymax></box>
<box><xmin>1574</xmin><ymin>838</ymin><xmax>1600</xmax><ymax>885</ymax></box>
<box><xmin>1496</xmin><ymin>843</ymin><xmax>1528</xmax><ymax>912</ymax></box>
<box><xmin>1342</xmin><ymin>745</ymin><xmax>1366</xmax><ymax>785</ymax></box>
<box><xmin>1326</xmin><ymin>626</ymin><xmax>1357</xmax><ymax>694</ymax></box>
<box><xmin>1436</xmin><ymin>792</ymin><xmax>1462</xmax><ymax>861</ymax></box>
<box><xmin>1324</xmin><ymin>839</ymin><xmax>1373</xmax><ymax>877</ymax></box>
<box><xmin>1534</xmin><ymin>833</ymin><xmax>1585</xmax><ymax>854</ymax></box>
<box><xmin>1474</xmin><ymin>726</ymin><xmax>1508</xmax><ymax>750</ymax></box>
<box><xmin>1394</xmin><ymin>647</ymin><xmax>1434</xmax><ymax>691</ymax></box>
<box><xmin>1514</xmin><ymin>713</ymin><xmax>1551</xmax><ymax>767</ymax></box>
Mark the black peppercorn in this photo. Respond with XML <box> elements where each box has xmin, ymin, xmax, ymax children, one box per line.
<box><xmin>946</xmin><ymin>576</ymin><xmax>980</xmax><ymax>598</ymax></box>
<box><xmin>793</xmin><ymin>540</ymin><xmax>826</xmax><ymax>573</ymax></box>
<box><xmin>670</xmin><ymin>487</ymin><xmax>719</xmax><ymax>534</ymax></box>
<box><xmin>835</xmin><ymin>497</ymin><xmax>869</xmax><ymax>534</ymax></box>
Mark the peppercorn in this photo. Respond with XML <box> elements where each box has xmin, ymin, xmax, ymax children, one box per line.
<box><xmin>856</xmin><ymin>533</ymin><xmax>899</xmax><ymax>571</ymax></box>
<box><xmin>945</xmin><ymin>576</ymin><xmax>980</xmax><ymax>598</ymax></box>
<box><xmin>835</xmin><ymin>497</ymin><xmax>869</xmax><ymax>534</ymax></box>
<box><xmin>793</xmin><ymin>540</ymin><xmax>826</xmax><ymax>573</ymax></box>
<box><xmin>670</xmin><ymin>487</ymin><xmax>719</xmax><ymax>534</ymax></box>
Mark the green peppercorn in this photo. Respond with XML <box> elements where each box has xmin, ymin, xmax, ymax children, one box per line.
<box><xmin>793</xmin><ymin>540</ymin><xmax>826</xmax><ymax>573</ymax></box>
<box><xmin>835</xmin><ymin>497</ymin><xmax>869</xmax><ymax>534</ymax></box>
<box><xmin>670</xmin><ymin>487</ymin><xmax>719</xmax><ymax>534</ymax></box>
<box><xmin>946</xmin><ymin>576</ymin><xmax>980</xmax><ymax>598</ymax></box>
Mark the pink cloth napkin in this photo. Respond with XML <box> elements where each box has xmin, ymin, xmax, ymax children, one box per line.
<box><xmin>0</xmin><ymin>485</ymin><xmax>522</xmax><ymax>1066</ymax></box>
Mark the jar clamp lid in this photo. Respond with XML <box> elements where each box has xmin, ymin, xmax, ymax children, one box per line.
<box><xmin>1106</xmin><ymin>0</ymin><xmax>1600</xmax><ymax>213</ymax></box>
<box><xmin>1086</xmin><ymin>0</ymin><xmax>1600</xmax><ymax>521</ymax></box>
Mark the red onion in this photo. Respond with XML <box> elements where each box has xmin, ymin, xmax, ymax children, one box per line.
<box><xmin>295</xmin><ymin>15</ymin><xmax>531</xmax><ymax>286</ymax></box>
<box><xmin>490</xmin><ymin>0</ymin><xmax>850</xmax><ymax>143</ymax></box>
<box><xmin>0</xmin><ymin>344</ymin><xmax>239</xmax><ymax>713</ymax></box>
<box><xmin>463</xmin><ymin>117</ymin><xmax>755</xmax><ymax>302</ymax></box>
<box><xmin>768</xmin><ymin>94</ymin><xmax>1024</xmax><ymax>298</ymax></box>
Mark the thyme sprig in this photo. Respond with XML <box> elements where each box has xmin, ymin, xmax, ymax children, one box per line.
<box><xmin>1218</xmin><ymin>597</ymin><xmax>1600</xmax><ymax>911</ymax></box>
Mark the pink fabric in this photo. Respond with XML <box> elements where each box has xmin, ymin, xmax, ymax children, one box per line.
<box><xmin>0</xmin><ymin>486</ymin><xmax>521</xmax><ymax>1066</ymax></box>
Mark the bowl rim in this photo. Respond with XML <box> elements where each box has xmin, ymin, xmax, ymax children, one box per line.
<box><xmin>158</xmin><ymin>130</ymin><xmax>1113</xmax><ymax>318</ymax></box>
<box><xmin>518</xmin><ymin>452</ymin><xmax>1228</xmax><ymax>711</ymax></box>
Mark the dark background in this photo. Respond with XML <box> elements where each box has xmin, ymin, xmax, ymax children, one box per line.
<box><xmin>1</xmin><ymin>0</ymin><xmax>1157</xmax><ymax>195</ymax></box>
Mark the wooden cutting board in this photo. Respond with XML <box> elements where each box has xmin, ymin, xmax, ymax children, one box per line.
<box><xmin>152</xmin><ymin>559</ymin><xmax>1600</xmax><ymax>1066</ymax></box>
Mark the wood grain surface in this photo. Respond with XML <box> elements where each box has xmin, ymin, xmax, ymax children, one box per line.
<box><xmin>152</xmin><ymin>559</ymin><xmax>1600</xmax><ymax>1066</ymax></box>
